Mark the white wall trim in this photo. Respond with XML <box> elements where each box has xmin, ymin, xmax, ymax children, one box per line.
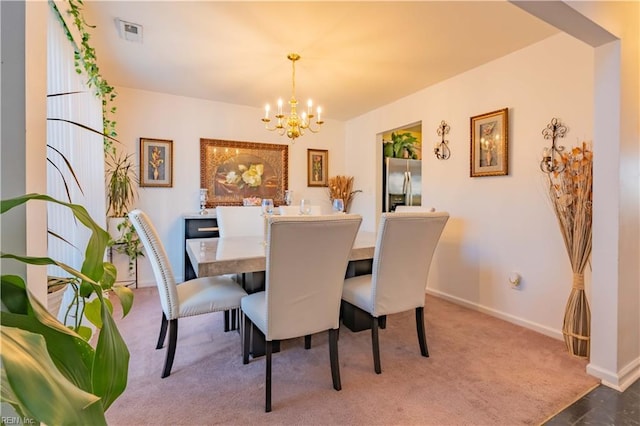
<box><xmin>425</xmin><ymin>288</ymin><xmax>563</xmax><ymax>341</ymax></box>
<box><xmin>587</xmin><ymin>357</ymin><xmax>640</xmax><ymax>392</ymax></box>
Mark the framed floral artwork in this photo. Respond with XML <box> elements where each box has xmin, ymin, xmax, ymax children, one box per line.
<box><xmin>470</xmin><ymin>108</ymin><xmax>509</xmax><ymax>177</ymax></box>
<box><xmin>307</xmin><ymin>149</ymin><xmax>328</xmax><ymax>187</ymax></box>
<box><xmin>200</xmin><ymin>139</ymin><xmax>289</xmax><ymax>206</ymax></box>
<box><xmin>140</xmin><ymin>138</ymin><xmax>173</xmax><ymax>187</ymax></box>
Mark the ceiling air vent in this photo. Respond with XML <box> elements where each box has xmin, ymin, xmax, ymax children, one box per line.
<box><xmin>116</xmin><ymin>19</ymin><xmax>143</xmax><ymax>43</ymax></box>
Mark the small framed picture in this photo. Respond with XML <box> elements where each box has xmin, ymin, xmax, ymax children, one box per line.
<box><xmin>307</xmin><ymin>149</ymin><xmax>328</xmax><ymax>187</ymax></box>
<box><xmin>470</xmin><ymin>108</ymin><xmax>509</xmax><ymax>177</ymax></box>
<box><xmin>140</xmin><ymin>138</ymin><xmax>173</xmax><ymax>187</ymax></box>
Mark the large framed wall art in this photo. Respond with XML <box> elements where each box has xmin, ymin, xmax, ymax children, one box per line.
<box><xmin>470</xmin><ymin>108</ymin><xmax>509</xmax><ymax>177</ymax></box>
<box><xmin>200</xmin><ymin>139</ymin><xmax>289</xmax><ymax>207</ymax></box>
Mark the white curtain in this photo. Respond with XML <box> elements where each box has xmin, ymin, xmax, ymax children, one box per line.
<box><xmin>46</xmin><ymin>5</ymin><xmax>106</xmax><ymax>304</ymax></box>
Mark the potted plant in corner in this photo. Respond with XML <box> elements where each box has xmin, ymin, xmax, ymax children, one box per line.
<box><xmin>105</xmin><ymin>151</ymin><xmax>144</xmax><ymax>276</ymax></box>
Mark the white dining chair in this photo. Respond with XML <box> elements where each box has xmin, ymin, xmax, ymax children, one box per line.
<box><xmin>278</xmin><ymin>205</ymin><xmax>322</xmax><ymax>215</ymax></box>
<box><xmin>128</xmin><ymin>209</ymin><xmax>248</xmax><ymax>378</ymax></box>
<box><xmin>215</xmin><ymin>205</ymin><xmax>263</xmax><ymax>237</ymax></box>
<box><xmin>278</xmin><ymin>205</ymin><xmax>299</xmax><ymax>216</ymax></box>
<box><xmin>241</xmin><ymin>214</ymin><xmax>362</xmax><ymax>412</ymax></box>
<box><xmin>394</xmin><ymin>205</ymin><xmax>436</xmax><ymax>212</ymax></box>
<box><xmin>342</xmin><ymin>211</ymin><xmax>449</xmax><ymax>374</ymax></box>
<box><xmin>214</xmin><ymin>205</ymin><xmax>266</xmax><ymax>329</ymax></box>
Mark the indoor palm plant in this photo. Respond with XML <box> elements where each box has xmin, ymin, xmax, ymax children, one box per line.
<box><xmin>1</xmin><ymin>193</ymin><xmax>134</xmax><ymax>425</ymax></box>
<box><xmin>106</xmin><ymin>151</ymin><xmax>144</xmax><ymax>273</ymax></box>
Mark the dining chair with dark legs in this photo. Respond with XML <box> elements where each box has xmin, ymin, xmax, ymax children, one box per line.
<box><xmin>241</xmin><ymin>214</ymin><xmax>362</xmax><ymax>412</ymax></box>
<box><xmin>129</xmin><ymin>209</ymin><xmax>248</xmax><ymax>378</ymax></box>
<box><xmin>341</xmin><ymin>212</ymin><xmax>449</xmax><ymax>374</ymax></box>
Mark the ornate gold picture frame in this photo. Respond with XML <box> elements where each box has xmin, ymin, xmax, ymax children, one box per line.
<box><xmin>470</xmin><ymin>108</ymin><xmax>509</xmax><ymax>177</ymax></box>
<box><xmin>307</xmin><ymin>148</ymin><xmax>328</xmax><ymax>187</ymax></box>
<box><xmin>200</xmin><ymin>139</ymin><xmax>288</xmax><ymax>206</ymax></box>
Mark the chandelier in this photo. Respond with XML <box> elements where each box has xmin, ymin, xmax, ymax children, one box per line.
<box><xmin>261</xmin><ymin>53</ymin><xmax>323</xmax><ymax>142</ymax></box>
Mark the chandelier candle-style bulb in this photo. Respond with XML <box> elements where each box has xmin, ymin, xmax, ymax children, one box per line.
<box><xmin>261</xmin><ymin>53</ymin><xmax>324</xmax><ymax>142</ymax></box>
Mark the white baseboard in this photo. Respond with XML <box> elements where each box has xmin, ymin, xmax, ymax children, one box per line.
<box><xmin>135</xmin><ymin>279</ymin><xmax>156</xmax><ymax>288</ymax></box>
<box><xmin>587</xmin><ymin>356</ymin><xmax>640</xmax><ymax>392</ymax></box>
<box><xmin>426</xmin><ymin>288</ymin><xmax>640</xmax><ymax>392</ymax></box>
<box><xmin>425</xmin><ymin>288</ymin><xmax>563</xmax><ymax>341</ymax></box>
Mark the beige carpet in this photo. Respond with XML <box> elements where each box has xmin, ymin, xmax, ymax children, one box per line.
<box><xmin>105</xmin><ymin>287</ymin><xmax>599</xmax><ymax>425</ymax></box>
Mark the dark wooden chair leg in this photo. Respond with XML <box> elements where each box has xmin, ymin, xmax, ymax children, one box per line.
<box><xmin>161</xmin><ymin>318</ymin><xmax>178</xmax><ymax>378</ymax></box>
<box><xmin>156</xmin><ymin>312</ymin><xmax>169</xmax><ymax>349</ymax></box>
<box><xmin>415</xmin><ymin>307</ymin><xmax>429</xmax><ymax>357</ymax></box>
<box><xmin>379</xmin><ymin>315</ymin><xmax>387</xmax><ymax>329</ymax></box>
<box><xmin>371</xmin><ymin>317</ymin><xmax>381</xmax><ymax>374</ymax></box>
<box><xmin>224</xmin><ymin>310</ymin><xmax>230</xmax><ymax>332</ymax></box>
<box><xmin>265</xmin><ymin>340</ymin><xmax>272</xmax><ymax>413</ymax></box>
<box><xmin>231</xmin><ymin>308</ymin><xmax>237</xmax><ymax>330</ymax></box>
<box><xmin>329</xmin><ymin>328</ymin><xmax>342</xmax><ymax>391</ymax></box>
<box><xmin>243</xmin><ymin>314</ymin><xmax>251</xmax><ymax>364</ymax></box>
<box><xmin>304</xmin><ymin>334</ymin><xmax>311</xmax><ymax>349</ymax></box>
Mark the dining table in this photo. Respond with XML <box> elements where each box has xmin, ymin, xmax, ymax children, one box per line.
<box><xmin>185</xmin><ymin>231</ymin><xmax>378</xmax><ymax>356</ymax></box>
<box><xmin>186</xmin><ymin>231</ymin><xmax>376</xmax><ymax>279</ymax></box>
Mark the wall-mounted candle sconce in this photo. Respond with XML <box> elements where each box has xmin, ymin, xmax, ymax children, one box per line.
<box><xmin>540</xmin><ymin>118</ymin><xmax>567</xmax><ymax>173</ymax></box>
<box><xmin>434</xmin><ymin>120</ymin><xmax>451</xmax><ymax>160</ymax></box>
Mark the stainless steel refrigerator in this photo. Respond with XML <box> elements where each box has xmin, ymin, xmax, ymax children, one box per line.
<box><xmin>383</xmin><ymin>158</ymin><xmax>422</xmax><ymax>212</ymax></box>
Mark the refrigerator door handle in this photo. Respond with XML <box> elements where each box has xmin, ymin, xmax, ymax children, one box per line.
<box><xmin>404</xmin><ymin>171</ymin><xmax>413</xmax><ymax>206</ymax></box>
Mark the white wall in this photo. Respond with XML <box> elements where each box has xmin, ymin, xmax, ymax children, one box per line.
<box><xmin>1</xmin><ymin>1</ymin><xmax>49</xmax><ymax>303</ymax></box>
<box><xmin>346</xmin><ymin>32</ymin><xmax>594</xmax><ymax>338</ymax></box>
<box><xmin>113</xmin><ymin>89</ymin><xmax>346</xmax><ymax>285</ymax></box>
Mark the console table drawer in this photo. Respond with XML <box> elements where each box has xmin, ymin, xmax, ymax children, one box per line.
<box><xmin>184</xmin><ymin>216</ymin><xmax>219</xmax><ymax>280</ymax></box>
<box><xmin>185</xmin><ymin>218</ymin><xmax>219</xmax><ymax>239</ymax></box>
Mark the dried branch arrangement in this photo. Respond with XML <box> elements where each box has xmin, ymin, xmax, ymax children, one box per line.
<box><xmin>547</xmin><ymin>142</ymin><xmax>593</xmax><ymax>358</ymax></box>
<box><xmin>328</xmin><ymin>175</ymin><xmax>362</xmax><ymax>213</ymax></box>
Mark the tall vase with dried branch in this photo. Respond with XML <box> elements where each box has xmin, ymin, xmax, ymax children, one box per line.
<box><xmin>547</xmin><ymin>142</ymin><xmax>593</xmax><ymax>358</ymax></box>
<box><xmin>328</xmin><ymin>175</ymin><xmax>362</xmax><ymax>213</ymax></box>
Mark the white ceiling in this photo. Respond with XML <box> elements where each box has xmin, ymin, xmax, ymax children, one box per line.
<box><xmin>81</xmin><ymin>1</ymin><xmax>559</xmax><ymax>121</ymax></box>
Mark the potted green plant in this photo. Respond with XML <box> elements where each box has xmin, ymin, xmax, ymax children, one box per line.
<box><xmin>1</xmin><ymin>193</ymin><xmax>133</xmax><ymax>425</ymax></box>
<box><xmin>105</xmin><ymin>151</ymin><xmax>144</xmax><ymax>274</ymax></box>
<box><xmin>384</xmin><ymin>132</ymin><xmax>419</xmax><ymax>159</ymax></box>
<box><xmin>106</xmin><ymin>151</ymin><xmax>137</xmax><ymax>219</ymax></box>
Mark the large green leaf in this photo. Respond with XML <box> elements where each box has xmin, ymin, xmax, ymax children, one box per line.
<box><xmin>1</xmin><ymin>327</ymin><xmax>107</xmax><ymax>426</ymax></box>
<box><xmin>92</xmin><ymin>297</ymin><xmax>130</xmax><ymax>411</ymax></box>
<box><xmin>1</xmin><ymin>276</ymin><xmax>94</xmax><ymax>392</ymax></box>
<box><xmin>112</xmin><ymin>284</ymin><xmax>134</xmax><ymax>317</ymax></box>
